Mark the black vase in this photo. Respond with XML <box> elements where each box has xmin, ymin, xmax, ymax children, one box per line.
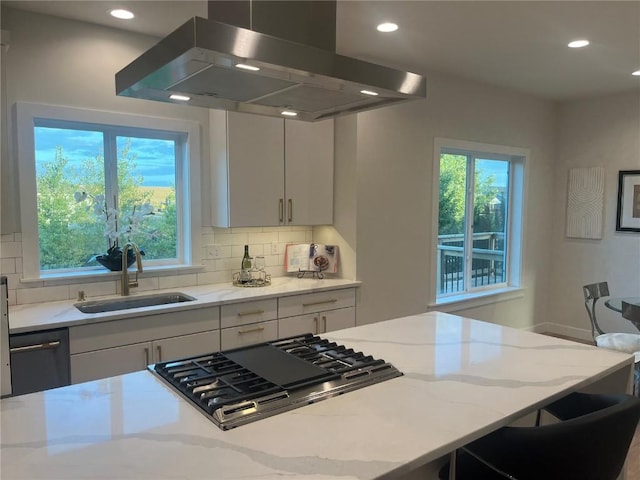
<box><xmin>95</xmin><ymin>246</ymin><xmax>142</xmax><ymax>271</ymax></box>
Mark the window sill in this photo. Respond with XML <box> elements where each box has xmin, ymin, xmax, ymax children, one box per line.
<box><xmin>20</xmin><ymin>264</ymin><xmax>205</xmax><ymax>286</ymax></box>
<box><xmin>428</xmin><ymin>287</ymin><xmax>525</xmax><ymax>313</ymax></box>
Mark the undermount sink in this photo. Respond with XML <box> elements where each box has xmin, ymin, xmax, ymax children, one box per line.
<box><xmin>74</xmin><ymin>292</ymin><xmax>196</xmax><ymax>314</ymax></box>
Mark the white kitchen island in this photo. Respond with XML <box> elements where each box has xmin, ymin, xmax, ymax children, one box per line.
<box><xmin>0</xmin><ymin>312</ymin><xmax>634</xmax><ymax>480</ymax></box>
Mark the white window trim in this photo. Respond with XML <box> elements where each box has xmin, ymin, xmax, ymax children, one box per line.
<box><xmin>16</xmin><ymin>102</ymin><xmax>202</xmax><ymax>281</ymax></box>
<box><xmin>430</xmin><ymin>137</ymin><xmax>529</xmax><ymax>308</ymax></box>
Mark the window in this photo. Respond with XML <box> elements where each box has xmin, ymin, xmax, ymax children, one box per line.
<box><xmin>17</xmin><ymin>103</ymin><xmax>201</xmax><ymax>279</ymax></box>
<box><xmin>433</xmin><ymin>139</ymin><xmax>526</xmax><ymax>302</ymax></box>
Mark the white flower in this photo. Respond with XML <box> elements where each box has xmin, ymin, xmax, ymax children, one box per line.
<box><xmin>74</xmin><ymin>191</ymin><xmax>154</xmax><ymax>247</ymax></box>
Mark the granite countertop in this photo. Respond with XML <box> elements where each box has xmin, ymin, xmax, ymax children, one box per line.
<box><xmin>0</xmin><ymin>311</ymin><xmax>633</xmax><ymax>480</ymax></box>
<box><xmin>9</xmin><ymin>277</ymin><xmax>361</xmax><ymax>333</ymax></box>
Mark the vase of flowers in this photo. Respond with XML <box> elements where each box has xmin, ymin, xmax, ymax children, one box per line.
<box><xmin>75</xmin><ymin>191</ymin><xmax>153</xmax><ymax>271</ymax></box>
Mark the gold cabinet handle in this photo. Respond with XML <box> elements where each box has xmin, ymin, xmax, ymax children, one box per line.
<box><xmin>322</xmin><ymin>315</ymin><xmax>327</xmax><ymax>333</ymax></box>
<box><xmin>156</xmin><ymin>345</ymin><xmax>162</xmax><ymax>362</ymax></box>
<box><xmin>279</xmin><ymin>198</ymin><xmax>284</xmax><ymax>223</ymax></box>
<box><xmin>144</xmin><ymin>347</ymin><xmax>150</xmax><ymax>366</ymax></box>
<box><xmin>237</xmin><ymin>310</ymin><xmax>265</xmax><ymax>317</ymax></box>
<box><xmin>302</xmin><ymin>299</ymin><xmax>338</xmax><ymax>308</ymax></box>
<box><xmin>313</xmin><ymin>317</ymin><xmax>319</xmax><ymax>334</ymax></box>
<box><xmin>288</xmin><ymin>198</ymin><xmax>293</xmax><ymax>223</ymax></box>
<box><xmin>238</xmin><ymin>326</ymin><xmax>265</xmax><ymax>335</ymax></box>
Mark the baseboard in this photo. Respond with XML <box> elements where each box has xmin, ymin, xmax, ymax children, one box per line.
<box><xmin>533</xmin><ymin>322</ymin><xmax>593</xmax><ymax>343</ymax></box>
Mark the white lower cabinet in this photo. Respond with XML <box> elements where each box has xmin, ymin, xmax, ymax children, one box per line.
<box><xmin>71</xmin><ymin>341</ymin><xmax>152</xmax><ymax>384</ymax></box>
<box><xmin>278</xmin><ymin>288</ymin><xmax>356</xmax><ymax>338</ymax></box>
<box><xmin>68</xmin><ymin>288</ymin><xmax>357</xmax><ymax>383</ymax></box>
<box><xmin>279</xmin><ymin>307</ymin><xmax>356</xmax><ymax>338</ymax></box>
<box><xmin>69</xmin><ymin>307</ymin><xmax>220</xmax><ymax>384</ymax></box>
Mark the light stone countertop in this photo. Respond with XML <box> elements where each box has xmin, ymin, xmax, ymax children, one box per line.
<box><xmin>0</xmin><ymin>311</ymin><xmax>634</xmax><ymax>480</ymax></box>
<box><xmin>8</xmin><ymin>277</ymin><xmax>361</xmax><ymax>333</ymax></box>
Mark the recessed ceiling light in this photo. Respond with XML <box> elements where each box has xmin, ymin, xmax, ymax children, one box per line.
<box><xmin>632</xmin><ymin>70</ymin><xmax>640</xmax><ymax>76</ymax></box>
<box><xmin>235</xmin><ymin>63</ymin><xmax>260</xmax><ymax>71</ymax></box>
<box><xmin>360</xmin><ymin>90</ymin><xmax>379</xmax><ymax>96</ymax></box>
<box><xmin>377</xmin><ymin>22</ymin><xmax>398</xmax><ymax>33</ymax></box>
<box><xmin>169</xmin><ymin>94</ymin><xmax>190</xmax><ymax>102</ymax></box>
<box><xmin>568</xmin><ymin>39</ymin><xmax>589</xmax><ymax>48</ymax></box>
<box><xmin>281</xmin><ymin>111</ymin><xmax>298</xmax><ymax>117</ymax></box>
<box><xmin>110</xmin><ymin>9</ymin><xmax>134</xmax><ymax>20</ymax></box>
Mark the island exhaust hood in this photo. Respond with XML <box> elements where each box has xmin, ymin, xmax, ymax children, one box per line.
<box><xmin>115</xmin><ymin>1</ymin><xmax>426</xmax><ymax>121</ymax></box>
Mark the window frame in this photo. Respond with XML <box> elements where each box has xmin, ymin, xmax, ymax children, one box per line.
<box><xmin>430</xmin><ymin>138</ymin><xmax>527</xmax><ymax>307</ymax></box>
<box><xmin>16</xmin><ymin>102</ymin><xmax>201</xmax><ymax>281</ymax></box>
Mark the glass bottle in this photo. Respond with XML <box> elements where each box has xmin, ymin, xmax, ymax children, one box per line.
<box><xmin>240</xmin><ymin>245</ymin><xmax>252</xmax><ymax>283</ymax></box>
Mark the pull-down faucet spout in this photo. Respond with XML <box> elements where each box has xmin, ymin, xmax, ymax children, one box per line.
<box><xmin>121</xmin><ymin>242</ymin><xmax>143</xmax><ymax>296</ymax></box>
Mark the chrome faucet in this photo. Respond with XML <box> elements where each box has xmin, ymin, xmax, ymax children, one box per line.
<box><xmin>121</xmin><ymin>242</ymin><xmax>143</xmax><ymax>296</ymax></box>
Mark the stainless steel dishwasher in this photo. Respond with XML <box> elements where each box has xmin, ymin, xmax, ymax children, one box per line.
<box><xmin>10</xmin><ymin>327</ymin><xmax>70</xmax><ymax>396</ymax></box>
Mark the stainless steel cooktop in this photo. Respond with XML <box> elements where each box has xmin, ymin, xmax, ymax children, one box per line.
<box><xmin>151</xmin><ymin>333</ymin><xmax>402</xmax><ymax>430</ymax></box>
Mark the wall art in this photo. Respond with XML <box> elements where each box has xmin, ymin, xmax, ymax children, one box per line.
<box><xmin>566</xmin><ymin>167</ymin><xmax>605</xmax><ymax>239</ymax></box>
<box><xmin>616</xmin><ymin>170</ymin><xmax>640</xmax><ymax>232</ymax></box>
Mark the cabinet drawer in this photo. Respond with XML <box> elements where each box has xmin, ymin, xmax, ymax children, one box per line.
<box><xmin>278</xmin><ymin>288</ymin><xmax>355</xmax><ymax>318</ymax></box>
<box><xmin>220</xmin><ymin>299</ymin><xmax>278</xmax><ymax>328</ymax></box>
<box><xmin>71</xmin><ymin>342</ymin><xmax>151</xmax><ymax>384</ymax></box>
<box><xmin>221</xmin><ymin>320</ymin><xmax>278</xmax><ymax>350</ymax></box>
<box><xmin>70</xmin><ymin>306</ymin><xmax>220</xmax><ymax>354</ymax></box>
<box><xmin>278</xmin><ymin>306</ymin><xmax>356</xmax><ymax>338</ymax></box>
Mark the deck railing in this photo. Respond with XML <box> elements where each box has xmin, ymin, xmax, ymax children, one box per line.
<box><xmin>437</xmin><ymin>232</ymin><xmax>505</xmax><ymax>294</ymax></box>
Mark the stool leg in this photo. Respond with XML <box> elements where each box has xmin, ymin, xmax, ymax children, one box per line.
<box><xmin>448</xmin><ymin>449</ymin><xmax>457</xmax><ymax>480</ymax></box>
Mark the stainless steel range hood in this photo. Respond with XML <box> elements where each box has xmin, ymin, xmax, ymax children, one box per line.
<box><xmin>115</xmin><ymin>1</ymin><xmax>426</xmax><ymax>121</ymax></box>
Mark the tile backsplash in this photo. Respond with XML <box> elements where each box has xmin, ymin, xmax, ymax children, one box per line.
<box><xmin>0</xmin><ymin>226</ymin><xmax>312</xmax><ymax>306</ymax></box>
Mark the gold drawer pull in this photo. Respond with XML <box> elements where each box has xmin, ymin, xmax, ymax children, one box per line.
<box><xmin>302</xmin><ymin>299</ymin><xmax>338</xmax><ymax>308</ymax></box>
<box><xmin>238</xmin><ymin>326</ymin><xmax>265</xmax><ymax>335</ymax></box>
<box><xmin>237</xmin><ymin>310</ymin><xmax>265</xmax><ymax>317</ymax></box>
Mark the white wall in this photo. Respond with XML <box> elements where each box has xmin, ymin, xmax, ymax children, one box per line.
<box><xmin>348</xmin><ymin>72</ymin><xmax>558</xmax><ymax>328</ymax></box>
<box><xmin>547</xmin><ymin>91</ymin><xmax>640</xmax><ymax>339</ymax></box>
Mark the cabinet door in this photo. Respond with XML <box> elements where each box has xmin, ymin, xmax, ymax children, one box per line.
<box><xmin>221</xmin><ymin>320</ymin><xmax>278</xmax><ymax>350</ymax></box>
<box><xmin>227</xmin><ymin>112</ymin><xmax>285</xmax><ymax>226</ymax></box>
<box><xmin>279</xmin><ymin>307</ymin><xmax>355</xmax><ymax>338</ymax></box>
<box><xmin>70</xmin><ymin>342</ymin><xmax>152</xmax><ymax>384</ymax></box>
<box><xmin>284</xmin><ymin>119</ymin><xmax>334</xmax><ymax>225</ymax></box>
<box><xmin>321</xmin><ymin>307</ymin><xmax>356</xmax><ymax>333</ymax></box>
<box><xmin>152</xmin><ymin>330</ymin><xmax>220</xmax><ymax>363</ymax></box>
<box><xmin>278</xmin><ymin>313</ymin><xmax>320</xmax><ymax>338</ymax></box>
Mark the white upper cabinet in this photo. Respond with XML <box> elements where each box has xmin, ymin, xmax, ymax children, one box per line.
<box><xmin>210</xmin><ymin>110</ymin><xmax>334</xmax><ymax>227</ymax></box>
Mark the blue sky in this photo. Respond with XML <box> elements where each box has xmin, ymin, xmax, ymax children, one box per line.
<box><xmin>34</xmin><ymin>127</ymin><xmax>176</xmax><ymax>187</ymax></box>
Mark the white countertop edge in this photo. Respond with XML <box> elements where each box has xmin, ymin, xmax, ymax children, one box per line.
<box><xmin>9</xmin><ymin>277</ymin><xmax>361</xmax><ymax>333</ymax></box>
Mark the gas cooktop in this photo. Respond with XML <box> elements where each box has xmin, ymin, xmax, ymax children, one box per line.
<box><xmin>151</xmin><ymin>333</ymin><xmax>402</xmax><ymax>430</ymax></box>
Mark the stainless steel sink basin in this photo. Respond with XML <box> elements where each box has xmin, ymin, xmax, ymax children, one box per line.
<box><xmin>74</xmin><ymin>292</ymin><xmax>196</xmax><ymax>314</ymax></box>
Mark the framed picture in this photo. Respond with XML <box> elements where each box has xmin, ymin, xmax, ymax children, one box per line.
<box><xmin>616</xmin><ymin>170</ymin><xmax>640</xmax><ymax>232</ymax></box>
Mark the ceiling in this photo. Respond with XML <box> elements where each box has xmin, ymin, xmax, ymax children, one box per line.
<box><xmin>2</xmin><ymin>0</ymin><xmax>639</xmax><ymax>102</ymax></box>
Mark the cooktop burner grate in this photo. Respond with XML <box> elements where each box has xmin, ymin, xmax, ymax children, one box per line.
<box><xmin>151</xmin><ymin>333</ymin><xmax>402</xmax><ymax>429</ymax></box>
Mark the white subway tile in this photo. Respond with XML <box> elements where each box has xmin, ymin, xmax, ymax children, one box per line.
<box><xmin>247</xmin><ymin>232</ymin><xmax>278</xmax><ymax>244</ymax></box>
<box><xmin>216</xmin><ymin>233</ymin><xmax>248</xmax><ymax>245</ymax></box>
<box><xmin>158</xmin><ymin>274</ymin><xmax>198</xmax><ymax>290</ymax></box>
<box><xmin>73</xmin><ymin>281</ymin><xmax>117</xmax><ymax>299</ymax></box>
<box><xmin>248</xmin><ymin>244</ymin><xmax>264</xmax><ymax>256</ymax></box>
<box><xmin>1</xmin><ymin>234</ymin><xmax>15</xmax><ymax>242</ymax></box>
<box><xmin>15</xmin><ymin>257</ymin><xmax>22</xmax><ymax>273</ymax></box>
<box><xmin>215</xmin><ymin>258</ymin><xmax>239</xmax><ymax>271</ymax></box>
<box><xmin>1</xmin><ymin>258</ymin><xmax>16</xmax><ymax>274</ymax></box>
<box><xmin>197</xmin><ymin>270</ymin><xmax>232</xmax><ymax>285</ymax></box>
<box><xmin>5</xmin><ymin>273</ymin><xmax>41</xmax><ymax>289</ymax></box>
<box><xmin>278</xmin><ymin>231</ymin><xmax>307</xmax><ymax>243</ymax></box>
<box><xmin>17</xmin><ymin>285</ymin><xmax>69</xmax><ymax>304</ymax></box>
<box><xmin>0</xmin><ymin>242</ymin><xmax>22</xmax><ymax>258</ymax></box>
<box><xmin>14</xmin><ymin>233</ymin><xmax>22</xmax><ymax>241</ymax></box>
